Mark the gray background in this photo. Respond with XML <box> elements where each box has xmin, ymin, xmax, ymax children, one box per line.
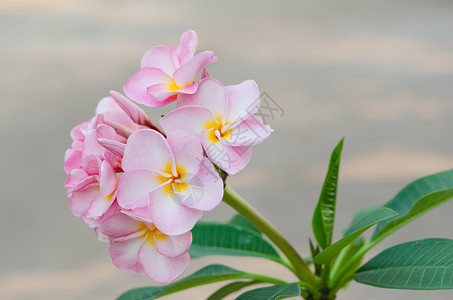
<box><xmin>1</xmin><ymin>0</ymin><xmax>453</xmax><ymax>299</ymax></box>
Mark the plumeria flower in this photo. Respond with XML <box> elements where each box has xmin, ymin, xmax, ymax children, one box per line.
<box><xmin>123</xmin><ymin>30</ymin><xmax>217</xmax><ymax>107</ymax></box>
<box><xmin>117</xmin><ymin>129</ymin><xmax>223</xmax><ymax>235</ymax></box>
<box><xmin>99</xmin><ymin>212</ymin><xmax>191</xmax><ymax>283</ymax></box>
<box><xmin>65</xmin><ymin>155</ymin><xmax>119</xmax><ymax>228</ymax></box>
<box><xmin>160</xmin><ymin>78</ymin><xmax>273</xmax><ymax>174</ymax></box>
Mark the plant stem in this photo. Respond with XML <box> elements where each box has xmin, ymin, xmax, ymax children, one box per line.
<box><xmin>223</xmin><ymin>185</ymin><xmax>317</xmax><ymax>285</ymax></box>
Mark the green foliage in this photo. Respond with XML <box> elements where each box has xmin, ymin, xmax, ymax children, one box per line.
<box><xmin>189</xmin><ymin>222</ymin><xmax>281</xmax><ymax>261</ymax></box>
<box><xmin>236</xmin><ymin>283</ymin><xmax>301</xmax><ymax>300</ymax></box>
<box><xmin>229</xmin><ymin>214</ymin><xmax>262</xmax><ymax>235</ymax></box>
<box><xmin>207</xmin><ymin>280</ymin><xmax>259</xmax><ymax>300</ymax></box>
<box><xmin>355</xmin><ymin>239</ymin><xmax>453</xmax><ymax>290</ymax></box>
<box><xmin>117</xmin><ymin>265</ymin><xmax>284</xmax><ymax>300</ymax></box>
<box><xmin>314</xmin><ymin>207</ymin><xmax>397</xmax><ymax>264</ymax></box>
<box><xmin>312</xmin><ymin>138</ymin><xmax>344</xmax><ymax>250</ymax></box>
<box><xmin>372</xmin><ymin>169</ymin><xmax>453</xmax><ymax>242</ymax></box>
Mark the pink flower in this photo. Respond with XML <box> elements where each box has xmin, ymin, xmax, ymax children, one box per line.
<box><xmin>117</xmin><ymin>129</ymin><xmax>223</xmax><ymax>235</ymax></box>
<box><xmin>123</xmin><ymin>30</ymin><xmax>217</xmax><ymax>107</ymax></box>
<box><xmin>66</xmin><ymin>155</ymin><xmax>119</xmax><ymax>228</ymax></box>
<box><xmin>99</xmin><ymin>212</ymin><xmax>191</xmax><ymax>283</ymax></box>
<box><xmin>160</xmin><ymin>78</ymin><xmax>273</xmax><ymax>174</ymax></box>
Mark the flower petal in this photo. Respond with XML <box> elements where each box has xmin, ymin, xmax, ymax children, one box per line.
<box><xmin>138</xmin><ymin>242</ymin><xmax>190</xmax><ymax>283</ymax></box>
<box><xmin>221</xmin><ymin>115</ymin><xmax>273</xmax><ymax>147</ymax></box>
<box><xmin>160</xmin><ymin>105</ymin><xmax>214</xmax><ymax>138</ymax></box>
<box><xmin>122</xmin><ymin>129</ymin><xmax>174</xmax><ymax>172</ymax></box>
<box><xmin>225</xmin><ymin>80</ymin><xmax>261</xmax><ymax>126</ymax></box>
<box><xmin>110</xmin><ymin>237</ymin><xmax>145</xmax><ymax>275</ymax></box>
<box><xmin>155</xmin><ymin>231</ymin><xmax>192</xmax><ymax>258</ymax></box>
<box><xmin>100</xmin><ymin>212</ymin><xmax>146</xmax><ymax>238</ymax></box>
<box><xmin>173</xmin><ymin>157</ymin><xmax>223</xmax><ymax>211</ymax></box>
<box><xmin>173</xmin><ymin>51</ymin><xmax>217</xmax><ymax>87</ymax></box>
<box><xmin>148</xmin><ymin>188</ymin><xmax>203</xmax><ymax>235</ymax></box>
<box><xmin>70</xmin><ymin>184</ymin><xmax>99</xmax><ymax>217</ymax></box>
<box><xmin>117</xmin><ymin>169</ymin><xmax>164</xmax><ymax>210</ymax></box>
<box><xmin>177</xmin><ymin>78</ymin><xmax>227</xmax><ymax>118</ymax></box>
<box><xmin>201</xmin><ymin>130</ymin><xmax>253</xmax><ymax>174</ymax></box>
<box><xmin>123</xmin><ymin>68</ymin><xmax>173</xmax><ymax>106</ymax></box>
<box><xmin>176</xmin><ymin>30</ymin><xmax>198</xmax><ymax>65</ymax></box>
<box><xmin>140</xmin><ymin>46</ymin><xmax>179</xmax><ymax>76</ymax></box>
<box><xmin>109</xmin><ymin>90</ymin><xmax>150</xmax><ymax>126</ymax></box>
<box><xmin>167</xmin><ymin>134</ymin><xmax>203</xmax><ymax>182</ymax></box>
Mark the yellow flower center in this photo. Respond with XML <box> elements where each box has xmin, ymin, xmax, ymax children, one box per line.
<box><xmin>165</xmin><ymin>78</ymin><xmax>190</xmax><ymax>92</ymax></box>
<box><xmin>142</xmin><ymin>222</ymin><xmax>167</xmax><ymax>247</ymax></box>
<box><xmin>156</xmin><ymin>161</ymin><xmax>189</xmax><ymax>196</ymax></box>
<box><xmin>203</xmin><ymin>114</ymin><xmax>232</xmax><ymax>143</ymax></box>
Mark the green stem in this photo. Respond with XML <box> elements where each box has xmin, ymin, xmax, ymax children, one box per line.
<box><xmin>329</xmin><ymin>240</ymin><xmax>375</xmax><ymax>289</ymax></box>
<box><xmin>299</xmin><ymin>281</ymin><xmax>322</xmax><ymax>299</ymax></box>
<box><xmin>223</xmin><ymin>185</ymin><xmax>317</xmax><ymax>285</ymax></box>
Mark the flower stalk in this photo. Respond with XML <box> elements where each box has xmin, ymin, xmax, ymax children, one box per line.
<box><xmin>223</xmin><ymin>185</ymin><xmax>317</xmax><ymax>285</ymax></box>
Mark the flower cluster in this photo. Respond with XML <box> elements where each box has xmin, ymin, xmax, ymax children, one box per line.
<box><xmin>64</xmin><ymin>30</ymin><xmax>272</xmax><ymax>283</ymax></box>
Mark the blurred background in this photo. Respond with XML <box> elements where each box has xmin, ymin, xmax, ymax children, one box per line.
<box><xmin>1</xmin><ymin>0</ymin><xmax>453</xmax><ymax>299</ymax></box>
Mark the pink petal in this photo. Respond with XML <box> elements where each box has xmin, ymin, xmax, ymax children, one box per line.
<box><xmin>64</xmin><ymin>149</ymin><xmax>82</xmax><ymax>174</ymax></box>
<box><xmin>82</xmin><ymin>129</ymin><xmax>105</xmax><ymax>158</ymax></box>
<box><xmin>70</xmin><ymin>184</ymin><xmax>99</xmax><ymax>217</ymax></box>
<box><xmin>140</xmin><ymin>46</ymin><xmax>179</xmax><ymax>76</ymax></box>
<box><xmin>109</xmin><ymin>90</ymin><xmax>150</xmax><ymax>126</ymax></box>
<box><xmin>100</xmin><ymin>212</ymin><xmax>145</xmax><ymax>238</ymax></box>
<box><xmin>176</xmin><ymin>30</ymin><xmax>198</xmax><ymax>65</ymax></box>
<box><xmin>81</xmin><ymin>154</ymin><xmax>102</xmax><ymax>176</ymax></box>
<box><xmin>177</xmin><ymin>78</ymin><xmax>227</xmax><ymax>118</ymax></box>
<box><xmin>173</xmin><ymin>51</ymin><xmax>217</xmax><ymax>87</ymax></box>
<box><xmin>70</xmin><ymin>122</ymin><xmax>88</xmax><ymax>141</ymax></box>
<box><xmin>64</xmin><ymin>168</ymin><xmax>88</xmax><ymax>195</ymax></box>
<box><xmin>167</xmin><ymin>134</ymin><xmax>203</xmax><ymax>182</ymax></box>
<box><xmin>124</xmin><ymin>68</ymin><xmax>173</xmax><ymax>106</ymax></box>
<box><xmin>175</xmin><ymin>157</ymin><xmax>223</xmax><ymax>211</ymax></box>
<box><xmin>117</xmin><ymin>169</ymin><xmax>164</xmax><ymax>210</ymax></box>
<box><xmin>98</xmin><ymin>138</ymin><xmax>126</xmax><ymax>158</ymax></box>
<box><xmin>70</xmin><ymin>175</ymin><xmax>98</xmax><ymax>193</ymax></box>
<box><xmin>122</xmin><ymin>129</ymin><xmax>174</xmax><ymax>172</ymax></box>
<box><xmin>138</xmin><ymin>242</ymin><xmax>190</xmax><ymax>283</ymax></box>
<box><xmin>221</xmin><ymin>115</ymin><xmax>273</xmax><ymax>147</ymax></box>
<box><xmin>201</xmin><ymin>68</ymin><xmax>210</xmax><ymax>79</ymax></box>
<box><xmin>146</xmin><ymin>82</ymin><xmax>180</xmax><ymax>103</ymax></box>
<box><xmin>110</xmin><ymin>237</ymin><xmax>145</xmax><ymax>275</ymax></box>
<box><xmin>148</xmin><ymin>188</ymin><xmax>203</xmax><ymax>235</ymax></box>
<box><xmin>225</xmin><ymin>80</ymin><xmax>261</xmax><ymax>126</ymax></box>
<box><xmin>155</xmin><ymin>231</ymin><xmax>192</xmax><ymax>258</ymax></box>
<box><xmin>201</xmin><ymin>130</ymin><xmax>253</xmax><ymax>174</ymax></box>
<box><xmin>86</xmin><ymin>161</ymin><xmax>118</xmax><ymax>217</ymax></box>
<box><xmin>160</xmin><ymin>105</ymin><xmax>214</xmax><ymax>138</ymax></box>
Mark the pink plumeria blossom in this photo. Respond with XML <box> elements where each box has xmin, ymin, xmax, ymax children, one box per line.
<box><xmin>99</xmin><ymin>212</ymin><xmax>191</xmax><ymax>283</ymax></box>
<box><xmin>66</xmin><ymin>155</ymin><xmax>119</xmax><ymax>228</ymax></box>
<box><xmin>160</xmin><ymin>78</ymin><xmax>273</xmax><ymax>174</ymax></box>
<box><xmin>123</xmin><ymin>30</ymin><xmax>217</xmax><ymax>107</ymax></box>
<box><xmin>117</xmin><ymin>129</ymin><xmax>223</xmax><ymax>235</ymax></box>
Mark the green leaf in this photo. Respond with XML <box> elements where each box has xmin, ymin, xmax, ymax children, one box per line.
<box><xmin>314</xmin><ymin>207</ymin><xmax>397</xmax><ymax>264</ymax></box>
<box><xmin>236</xmin><ymin>283</ymin><xmax>301</xmax><ymax>300</ymax></box>
<box><xmin>117</xmin><ymin>264</ymin><xmax>283</xmax><ymax>300</ymax></box>
<box><xmin>229</xmin><ymin>214</ymin><xmax>262</xmax><ymax>235</ymax></box>
<box><xmin>312</xmin><ymin>138</ymin><xmax>344</xmax><ymax>250</ymax></box>
<box><xmin>189</xmin><ymin>222</ymin><xmax>281</xmax><ymax>261</ymax></box>
<box><xmin>355</xmin><ymin>238</ymin><xmax>453</xmax><ymax>290</ymax></box>
<box><xmin>372</xmin><ymin>169</ymin><xmax>453</xmax><ymax>242</ymax></box>
<box><xmin>207</xmin><ymin>280</ymin><xmax>259</xmax><ymax>300</ymax></box>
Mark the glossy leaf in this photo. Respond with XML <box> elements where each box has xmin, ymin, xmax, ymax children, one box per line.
<box><xmin>207</xmin><ymin>280</ymin><xmax>259</xmax><ymax>300</ymax></box>
<box><xmin>355</xmin><ymin>238</ymin><xmax>453</xmax><ymax>290</ymax></box>
<box><xmin>229</xmin><ymin>214</ymin><xmax>261</xmax><ymax>235</ymax></box>
<box><xmin>117</xmin><ymin>265</ymin><xmax>279</xmax><ymax>300</ymax></box>
<box><xmin>314</xmin><ymin>207</ymin><xmax>397</xmax><ymax>264</ymax></box>
<box><xmin>372</xmin><ymin>169</ymin><xmax>453</xmax><ymax>241</ymax></box>
<box><xmin>312</xmin><ymin>138</ymin><xmax>343</xmax><ymax>249</ymax></box>
<box><xmin>189</xmin><ymin>222</ymin><xmax>281</xmax><ymax>261</ymax></box>
<box><xmin>236</xmin><ymin>283</ymin><xmax>301</xmax><ymax>300</ymax></box>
